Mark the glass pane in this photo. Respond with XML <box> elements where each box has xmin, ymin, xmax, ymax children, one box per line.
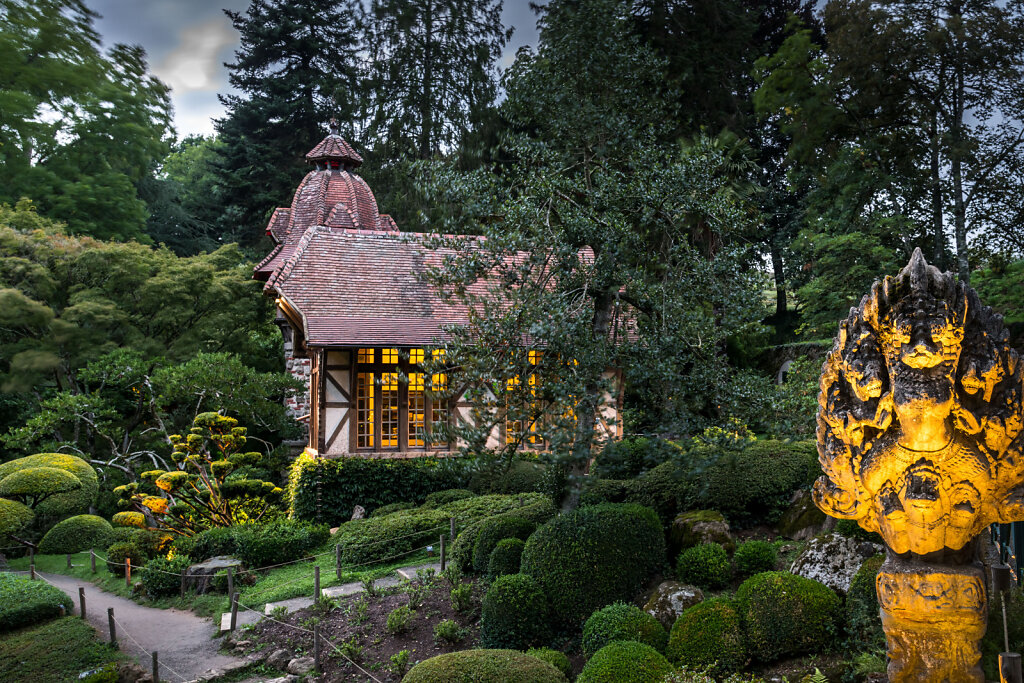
<box><xmin>408</xmin><ymin>373</ymin><xmax>425</xmax><ymax>447</ymax></box>
<box><xmin>429</xmin><ymin>373</ymin><xmax>448</xmax><ymax>448</ymax></box>
<box><xmin>382</xmin><ymin>348</ymin><xmax>399</xmax><ymax>364</ymax></box>
<box><xmin>410</xmin><ymin>348</ymin><xmax>424</xmax><ymax>364</ymax></box>
<box><xmin>356</xmin><ymin>372</ymin><xmax>375</xmax><ymax>448</ymax></box>
<box><xmin>381</xmin><ymin>372</ymin><xmax>399</xmax><ymax>447</ymax></box>
<box><xmin>357</xmin><ymin>348</ymin><xmax>374</xmax><ymax>364</ymax></box>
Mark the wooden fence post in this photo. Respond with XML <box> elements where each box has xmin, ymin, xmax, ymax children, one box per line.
<box><xmin>66</xmin><ymin>553</ymin><xmax>72</xmax><ymax>569</ymax></box>
<box><xmin>226</xmin><ymin>567</ymin><xmax>234</xmax><ymax>601</ymax></box>
<box><xmin>230</xmin><ymin>593</ymin><xmax>239</xmax><ymax>631</ymax></box>
<box><xmin>107</xmin><ymin>607</ymin><xmax>117</xmax><ymax>648</ymax></box>
<box><xmin>125</xmin><ymin>557</ymin><xmax>131</xmax><ymax>588</ymax></box>
<box><xmin>152</xmin><ymin>651</ymin><xmax>159</xmax><ymax>683</ymax></box>
<box><xmin>335</xmin><ymin>544</ymin><xmax>341</xmax><ymax>580</ymax></box>
<box><xmin>90</xmin><ymin>549</ymin><xmax>96</xmax><ymax>574</ymax></box>
<box><xmin>79</xmin><ymin>587</ymin><xmax>86</xmax><ymax>619</ymax></box>
<box><xmin>28</xmin><ymin>546</ymin><xmax>33</xmax><ymax>566</ymax></box>
<box><xmin>29</xmin><ymin>563</ymin><xmax>35</xmax><ymax>580</ymax></box>
<box><xmin>314</xmin><ymin>565</ymin><xmax>320</xmax><ymax>603</ymax></box>
<box><xmin>439</xmin><ymin>534</ymin><xmax>446</xmax><ymax>572</ymax></box>
<box><xmin>179</xmin><ymin>571</ymin><xmax>186</xmax><ymax>599</ymax></box>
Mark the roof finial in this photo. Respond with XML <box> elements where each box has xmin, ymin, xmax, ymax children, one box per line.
<box><xmin>329</xmin><ymin>118</ymin><xmax>339</xmax><ymax>135</ymax></box>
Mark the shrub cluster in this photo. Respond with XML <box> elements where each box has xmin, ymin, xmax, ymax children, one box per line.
<box><xmin>480</xmin><ymin>573</ymin><xmax>550</xmax><ymax>649</ymax></box>
<box><xmin>582</xmin><ymin>602</ymin><xmax>668</xmax><ymax>657</ymax></box>
<box><xmin>845</xmin><ymin>554</ymin><xmax>885</xmax><ymax>651</ymax></box>
<box><xmin>526</xmin><ymin>648</ymin><xmax>572</xmax><ymax>677</ymax></box>
<box><xmin>521</xmin><ymin>503</ymin><xmax>665</xmax><ymax>629</ymax></box>
<box><xmin>577</xmin><ymin>641</ymin><xmax>673</xmax><ymax>683</ymax></box>
<box><xmin>233</xmin><ymin>521</ymin><xmax>329</xmax><ymax>568</ymax></box>
<box><xmin>733</xmin><ymin>540</ymin><xmax>777</xmax><ymax>577</ymax></box>
<box><xmin>175</xmin><ymin>526</ymin><xmax>238</xmax><ymax>561</ymax></box>
<box><xmin>471</xmin><ymin>516</ymin><xmax>535</xmax><ymax>573</ymax></box>
<box><xmin>487</xmin><ymin>537</ymin><xmax>525</xmax><ymax>578</ymax></box>
<box><xmin>422</xmin><ymin>489</ymin><xmax>476</xmax><ymax>508</ymax></box>
<box><xmin>591</xmin><ymin>436</ymin><xmax>678</xmax><ymax>479</ymax></box>
<box><xmin>140</xmin><ymin>554</ymin><xmax>193</xmax><ymax>598</ymax></box>
<box><xmin>105</xmin><ymin>541</ymin><xmax>147</xmax><ymax>577</ymax></box>
<box><xmin>666</xmin><ymin>597</ymin><xmax>746</xmax><ymax>674</ymax></box>
<box><xmin>676</xmin><ymin>542</ymin><xmax>731</xmax><ymax>589</ymax></box>
<box><xmin>469</xmin><ymin>459</ymin><xmax>546</xmax><ymax>495</ymax></box>
<box><xmin>0</xmin><ymin>453</ymin><xmax>99</xmax><ymax>521</ymax></box>
<box><xmin>38</xmin><ymin>515</ymin><xmax>116</xmax><ymax>554</ymax></box>
<box><xmin>0</xmin><ymin>573</ymin><xmax>70</xmax><ymax>631</ymax></box>
<box><xmin>370</xmin><ymin>501</ymin><xmax>416</xmax><ymax>517</ymax></box>
<box><xmin>402</xmin><ymin>649</ymin><xmax>567</xmax><ymax>683</ymax></box>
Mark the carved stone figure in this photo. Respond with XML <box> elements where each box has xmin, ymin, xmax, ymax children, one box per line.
<box><xmin>814</xmin><ymin>248</ymin><xmax>1024</xmax><ymax>682</ymax></box>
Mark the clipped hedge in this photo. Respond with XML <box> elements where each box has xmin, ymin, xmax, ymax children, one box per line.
<box><xmin>370</xmin><ymin>501</ymin><xmax>416</xmax><ymax>517</ymax></box>
<box><xmin>846</xmin><ymin>555</ymin><xmax>885</xmax><ymax>651</ymax></box>
<box><xmin>177</xmin><ymin>526</ymin><xmax>238</xmax><ymax>561</ymax></box>
<box><xmin>39</xmin><ymin>515</ymin><xmax>116</xmax><ymax>554</ymax></box>
<box><xmin>582</xmin><ymin>602</ymin><xmax>668</xmax><ymax>657</ymax></box>
<box><xmin>577</xmin><ymin>641</ymin><xmax>673</xmax><ymax>683</ymax></box>
<box><xmin>521</xmin><ymin>503</ymin><xmax>665</xmax><ymax>630</ymax></box>
<box><xmin>676</xmin><ymin>542</ymin><xmax>731</xmax><ymax>589</ymax></box>
<box><xmin>0</xmin><ymin>497</ymin><xmax>33</xmax><ymax>538</ymax></box>
<box><xmin>0</xmin><ymin>453</ymin><xmax>98</xmax><ymax>522</ymax></box>
<box><xmin>402</xmin><ymin>649</ymin><xmax>567</xmax><ymax>683</ymax></box>
<box><xmin>469</xmin><ymin>459</ymin><xmax>546</xmax><ymax>495</ymax></box>
<box><xmin>733</xmin><ymin>540</ymin><xmax>778</xmax><ymax>577</ymax></box>
<box><xmin>735</xmin><ymin>571</ymin><xmax>841</xmax><ymax>662</ymax></box>
<box><xmin>487</xmin><ymin>538</ymin><xmax>525</xmax><ymax>578</ymax></box>
<box><xmin>0</xmin><ymin>572</ymin><xmax>70</xmax><ymax>632</ymax></box>
<box><xmin>591</xmin><ymin>436</ymin><xmax>678</xmax><ymax>479</ymax></box>
<box><xmin>140</xmin><ymin>555</ymin><xmax>193</xmax><ymax>598</ymax></box>
<box><xmin>471</xmin><ymin>516</ymin><xmax>535</xmax><ymax>573</ymax></box>
<box><xmin>105</xmin><ymin>541</ymin><xmax>146</xmax><ymax>577</ymax></box>
<box><xmin>666</xmin><ymin>597</ymin><xmax>746</xmax><ymax>674</ymax></box>
<box><xmin>422</xmin><ymin>488</ymin><xmax>476</xmax><ymax>508</ymax></box>
<box><xmin>234</xmin><ymin>521</ymin><xmax>329</xmax><ymax>568</ymax></box>
<box><xmin>480</xmin><ymin>573</ymin><xmax>550</xmax><ymax>649</ymax></box>
<box><xmin>525</xmin><ymin>648</ymin><xmax>571</xmax><ymax>677</ymax></box>
<box><xmin>289</xmin><ymin>452</ymin><xmax>470</xmax><ymax>524</ymax></box>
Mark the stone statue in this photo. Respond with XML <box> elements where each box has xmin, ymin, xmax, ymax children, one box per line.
<box><xmin>814</xmin><ymin>248</ymin><xmax>1024</xmax><ymax>682</ymax></box>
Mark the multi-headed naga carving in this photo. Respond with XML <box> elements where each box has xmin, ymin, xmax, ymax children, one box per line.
<box><xmin>814</xmin><ymin>248</ymin><xmax>1024</xmax><ymax>682</ymax></box>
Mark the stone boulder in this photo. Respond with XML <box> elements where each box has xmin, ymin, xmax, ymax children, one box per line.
<box><xmin>183</xmin><ymin>555</ymin><xmax>241</xmax><ymax>594</ymax></box>
<box><xmin>777</xmin><ymin>489</ymin><xmax>836</xmax><ymax>540</ymax></box>
<box><xmin>789</xmin><ymin>533</ymin><xmax>882</xmax><ymax>595</ymax></box>
<box><xmin>287</xmin><ymin>656</ymin><xmax>316</xmax><ymax>675</ymax></box>
<box><xmin>668</xmin><ymin>510</ymin><xmax>735</xmax><ymax>559</ymax></box>
<box><xmin>351</xmin><ymin>505</ymin><xmax>366</xmax><ymax>520</ymax></box>
<box><xmin>643</xmin><ymin>580</ymin><xmax>705</xmax><ymax>630</ymax></box>
<box><xmin>265</xmin><ymin>648</ymin><xmax>292</xmax><ymax>671</ymax></box>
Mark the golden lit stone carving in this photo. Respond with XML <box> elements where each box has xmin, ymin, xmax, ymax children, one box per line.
<box><xmin>814</xmin><ymin>248</ymin><xmax>1024</xmax><ymax>682</ymax></box>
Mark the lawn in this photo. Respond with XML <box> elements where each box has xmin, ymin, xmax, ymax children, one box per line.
<box><xmin>0</xmin><ymin>616</ymin><xmax>126</xmax><ymax>682</ymax></box>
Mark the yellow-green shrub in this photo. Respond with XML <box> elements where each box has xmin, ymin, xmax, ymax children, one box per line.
<box><xmin>666</xmin><ymin>597</ymin><xmax>746</xmax><ymax>674</ymax></box>
<box><xmin>577</xmin><ymin>641</ymin><xmax>673</xmax><ymax>683</ymax></box>
<box><xmin>402</xmin><ymin>649</ymin><xmax>567</xmax><ymax>682</ymax></box>
<box><xmin>39</xmin><ymin>515</ymin><xmax>116</xmax><ymax>554</ymax></box>
<box><xmin>735</xmin><ymin>571</ymin><xmax>841</xmax><ymax>662</ymax></box>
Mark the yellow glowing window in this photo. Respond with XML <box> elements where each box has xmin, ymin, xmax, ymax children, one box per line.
<box><xmin>380</xmin><ymin>372</ymin><xmax>399</xmax><ymax>447</ymax></box>
<box><xmin>529</xmin><ymin>350</ymin><xmax>542</xmax><ymax>365</ymax></box>
<box><xmin>408</xmin><ymin>373</ymin><xmax>425</xmax><ymax>447</ymax></box>
<box><xmin>357</xmin><ymin>348</ymin><xmax>374</xmax><ymax>364</ymax></box>
<box><xmin>356</xmin><ymin>372</ymin><xmax>375</xmax><ymax>448</ymax></box>
<box><xmin>430</xmin><ymin>372</ymin><xmax>448</xmax><ymax>448</ymax></box>
<box><xmin>410</xmin><ymin>348</ymin><xmax>424</xmax><ymax>364</ymax></box>
<box><xmin>432</xmin><ymin>349</ymin><xmax>446</xmax><ymax>360</ymax></box>
<box><xmin>506</xmin><ymin>376</ymin><xmax>522</xmax><ymax>445</ymax></box>
<box><xmin>382</xmin><ymin>348</ymin><xmax>399</xmax><ymax>364</ymax></box>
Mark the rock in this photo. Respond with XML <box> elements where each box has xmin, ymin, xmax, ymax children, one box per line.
<box><xmin>183</xmin><ymin>555</ymin><xmax>242</xmax><ymax>594</ymax></box>
<box><xmin>668</xmin><ymin>510</ymin><xmax>735</xmax><ymax>559</ymax></box>
<box><xmin>789</xmin><ymin>533</ymin><xmax>883</xmax><ymax>594</ymax></box>
<box><xmin>287</xmin><ymin>656</ymin><xmax>316</xmax><ymax>675</ymax></box>
<box><xmin>266</xmin><ymin>647</ymin><xmax>292</xmax><ymax>670</ymax></box>
<box><xmin>777</xmin><ymin>489</ymin><xmax>836</xmax><ymax>540</ymax></box>
<box><xmin>329</xmin><ymin>526</ymin><xmax>340</xmax><ymax>535</ymax></box>
<box><xmin>351</xmin><ymin>505</ymin><xmax>366</xmax><ymax>520</ymax></box>
<box><xmin>117</xmin><ymin>662</ymin><xmax>150</xmax><ymax>683</ymax></box>
<box><xmin>264</xmin><ymin>677</ymin><xmax>299</xmax><ymax>683</ymax></box>
<box><xmin>643</xmin><ymin>580</ymin><xmax>705</xmax><ymax>630</ymax></box>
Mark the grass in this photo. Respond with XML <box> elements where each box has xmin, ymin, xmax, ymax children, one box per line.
<box><xmin>0</xmin><ymin>616</ymin><xmax>127</xmax><ymax>682</ymax></box>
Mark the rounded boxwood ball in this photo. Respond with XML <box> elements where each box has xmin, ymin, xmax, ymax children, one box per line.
<box><xmin>402</xmin><ymin>649</ymin><xmax>567</xmax><ymax>682</ymax></box>
<box><xmin>0</xmin><ymin>453</ymin><xmax>98</xmax><ymax>521</ymax></box>
<box><xmin>576</xmin><ymin>641</ymin><xmax>673</xmax><ymax>683</ymax></box>
<box><xmin>735</xmin><ymin>571</ymin><xmax>841</xmax><ymax>662</ymax></box>
<box><xmin>676</xmin><ymin>542</ymin><xmax>731</xmax><ymax>589</ymax></box>
<box><xmin>733</xmin><ymin>540</ymin><xmax>777</xmax><ymax>577</ymax></box>
<box><xmin>582</xmin><ymin>602</ymin><xmax>667</xmax><ymax>657</ymax></box>
<box><xmin>666</xmin><ymin>597</ymin><xmax>746</xmax><ymax>674</ymax></box>
<box><xmin>525</xmin><ymin>648</ymin><xmax>571</xmax><ymax>677</ymax></box>
<box><xmin>39</xmin><ymin>514</ymin><xmax>116</xmax><ymax>554</ymax></box>
<box><xmin>487</xmin><ymin>537</ymin><xmax>525</xmax><ymax>578</ymax></box>
<box><xmin>480</xmin><ymin>573</ymin><xmax>550</xmax><ymax>649</ymax></box>
<box><xmin>472</xmin><ymin>516</ymin><xmax>535</xmax><ymax>573</ymax></box>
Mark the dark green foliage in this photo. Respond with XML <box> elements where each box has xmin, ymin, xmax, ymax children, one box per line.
<box><xmin>576</xmin><ymin>641</ymin><xmax>673</xmax><ymax>683</ymax></box>
<box><xmin>480</xmin><ymin>573</ymin><xmax>550</xmax><ymax>649</ymax></box>
<box><xmin>733</xmin><ymin>540</ymin><xmax>778</xmax><ymax>577</ymax></box>
<box><xmin>666</xmin><ymin>597</ymin><xmax>746</xmax><ymax>674</ymax></box>
<box><xmin>579</xmin><ymin>478</ymin><xmax>630</xmax><ymax>507</ymax></box>
<box><xmin>370</xmin><ymin>502</ymin><xmax>416</xmax><ymax>518</ymax></box>
<box><xmin>983</xmin><ymin>587</ymin><xmax>1024</xmax><ymax>681</ymax></box>
<box><xmin>179</xmin><ymin>527</ymin><xmax>239</xmax><ymax>561</ymax></box>
<box><xmin>676</xmin><ymin>543</ymin><xmax>731</xmax><ymax>589</ymax></box>
<box><xmin>592</xmin><ymin>436</ymin><xmax>677</xmax><ymax>479</ymax></box>
<box><xmin>521</xmin><ymin>503</ymin><xmax>666</xmax><ymax>629</ymax></box>
<box><xmin>580</xmin><ymin>460</ymin><xmax>690</xmax><ymax>525</ymax></box>
<box><xmin>0</xmin><ymin>453</ymin><xmax>98</xmax><ymax>523</ymax></box>
<box><xmin>846</xmin><ymin>555</ymin><xmax>885</xmax><ymax>651</ymax></box>
<box><xmin>525</xmin><ymin>648</ymin><xmax>571</xmax><ymax>677</ymax></box>
<box><xmin>289</xmin><ymin>455</ymin><xmax>470</xmax><ymax>525</ymax></box>
<box><xmin>402</xmin><ymin>649</ymin><xmax>567</xmax><ymax>683</ymax></box>
<box><xmin>233</xmin><ymin>521</ymin><xmax>329</xmax><ymax>569</ymax></box>
<box><xmin>582</xmin><ymin>602</ymin><xmax>668</xmax><ymax>657</ymax></box>
<box><xmin>487</xmin><ymin>538</ymin><xmax>524</xmax><ymax>579</ymax></box>
<box><xmin>835</xmin><ymin>518</ymin><xmax>885</xmax><ymax>545</ymax></box>
<box><xmin>422</xmin><ymin>489</ymin><xmax>476</xmax><ymax>508</ymax></box>
<box><xmin>471</xmin><ymin>516</ymin><xmax>535</xmax><ymax>573</ymax></box>
<box><xmin>38</xmin><ymin>515</ymin><xmax>115</xmax><ymax>554</ymax></box>
<box><xmin>140</xmin><ymin>555</ymin><xmax>192</xmax><ymax>598</ymax></box>
<box><xmin>469</xmin><ymin>459</ymin><xmax>546</xmax><ymax>495</ymax></box>
<box><xmin>448</xmin><ymin>496</ymin><xmax>557</xmax><ymax>572</ymax></box>
<box><xmin>735</xmin><ymin>571</ymin><xmax>841</xmax><ymax>662</ymax></box>
<box><xmin>104</xmin><ymin>541</ymin><xmax>145</xmax><ymax>577</ymax></box>
<box><xmin>0</xmin><ymin>573</ymin><xmax>70</xmax><ymax>632</ymax></box>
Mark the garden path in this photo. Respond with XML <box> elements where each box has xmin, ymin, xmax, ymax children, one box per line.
<box><xmin>40</xmin><ymin>572</ymin><xmax>241</xmax><ymax>683</ymax></box>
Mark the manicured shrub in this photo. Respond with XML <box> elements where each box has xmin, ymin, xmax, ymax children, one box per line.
<box><xmin>339</xmin><ymin>508</ymin><xmax>449</xmax><ymax>565</ymax></box>
<box><xmin>469</xmin><ymin>459</ymin><xmax>546</xmax><ymax>495</ymax></box>
<box><xmin>234</xmin><ymin>520</ymin><xmax>329</xmax><ymax>568</ymax></box>
<box><xmin>370</xmin><ymin>501</ymin><xmax>416</xmax><ymax>517</ymax></box>
<box><xmin>422</xmin><ymin>489</ymin><xmax>476</xmax><ymax>508</ymax></box>
<box><xmin>521</xmin><ymin>503</ymin><xmax>665</xmax><ymax>629</ymax></box>
<box><xmin>846</xmin><ymin>554</ymin><xmax>885</xmax><ymax>651</ymax></box>
<box><xmin>582</xmin><ymin>602</ymin><xmax>668</xmax><ymax>657</ymax></box>
<box><xmin>733</xmin><ymin>540</ymin><xmax>777</xmax><ymax>577</ymax></box>
<box><xmin>0</xmin><ymin>573</ymin><xmax>70</xmax><ymax>631</ymax></box>
<box><xmin>0</xmin><ymin>467</ymin><xmax>81</xmax><ymax>503</ymax></box>
<box><xmin>579</xmin><ymin>478</ymin><xmax>629</xmax><ymax>507</ymax></box>
<box><xmin>577</xmin><ymin>641</ymin><xmax>673</xmax><ymax>683</ymax></box>
<box><xmin>676</xmin><ymin>542</ymin><xmax>731</xmax><ymax>589</ymax></box>
<box><xmin>182</xmin><ymin>526</ymin><xmax>238</xmax><ymax>561</ymax></box>
<box><xmin>0</xmin><ymin>497</ymin><xmax>34</xmax><ymax>539</ymax></box>
<box><xmin>445</xmin><ymin>495</ymin><xmax>556</xmax><ymax>572</ymax></box>
<box><xmin>140</xmin><ymin>554</ymin><xmax>192</xmax><ymax>598</ymax></box>
<box><xmin>666</xmin><ymin>597</ymin><xmax>746</xmax><ymax>674</ymax></box>
<box><xmin>592</xmin><ymin>436</ymin><xmax>678</xmax><ymax>479</ymax></box>
<box><xmin>39</xmin><ymin>515</ymin><xmax>116</xmax><ymax>554</ymax></box>
<box><xmin>105</xmin><ymin>541</ymin><xmax>146</xmax><ymax>577</ymax></box>
<box><xmin>111</xmin><ymin>511</ymin><xmax>146</xmax><ymax>528</ymax></box>
<box><xmin>526</xmin><ymin>648</ymin><xmax>572</xmax><ymax>677</ymax></box>
<box><xmin>735</xmin><ymin>571</ymin><xmax>841</xmax><ymax>662</ymax></box>
<box><xmin>480</xmin><ymin>573</ymin><xmax>550</xmax><ymax>649</ymax></box>
<box><xmin>402</xmin><ymin>649</ymin><xmax>567</xmax><ymax>682</ymax></box>
<box><xmin>0</xmin><ymin>453</ymin><xmax>99</xmax><ymax>521</ymax></box>
<box><xmin>487</xmin><ymin>537</ymin><xmax>524</xmax><ymax>578</ymax></box>
<box><xmin>471</xmin><ymin>516</ymin><xmax>535</xmax><ymax>573</ymax></box>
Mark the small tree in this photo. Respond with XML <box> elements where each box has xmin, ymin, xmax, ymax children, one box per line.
<box><xmin>0</xmin><ymin>453</ymin><xmax>97</xmax><ymax>549</ymax></box>
<box><xmin>115</xmin><ymin>413</ymin><xmax>284</xmax><ymax>536</ymax></box>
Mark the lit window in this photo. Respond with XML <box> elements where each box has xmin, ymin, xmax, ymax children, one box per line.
<box><xmin>380</xmin><ymin>372</ymin><xmax>399</xmax><ymax>447</ymax></box>
<box><xmin>410</xmin><ymin>348</ymin><xmax>424</xmax><ymax>364</ymax></box>
<box><xmin>430</xmin><ymin>373</ymin><xmax>448</xmax><ymax>447</ymax></box>
<box><xmin>506</xmin><ymin>375</ymin><xmax>522</xmax><ymax>445</ymax></box>
<box><xmin>409</xmin><ymin>373</ymin><xmax>425</xmax><ymax>447</ymax></box>
<box><xmin>357</xmin><ymin>348</ymin><xmax>374</xmax><ymax>364</ymax></box>
<box><xmin>382</xmin><ymin>348</ymin><xmax>399</xmax><ymax>364</ymax></box>
<box><xmin>356</xmin><ymin>372</ymin><xmax>375</xmax><ymax>448</ymax></box>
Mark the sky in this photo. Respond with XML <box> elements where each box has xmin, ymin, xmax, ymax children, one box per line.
<box><xmin>88</xmin><ymin>0</ymin><xmax>541</xmax><ymax>138</ymax></box>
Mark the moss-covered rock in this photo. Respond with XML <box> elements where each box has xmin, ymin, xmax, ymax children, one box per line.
<box><xmin>776</xmin><ymin>489</ymin><xmax>832</xmax><ymax>540</ymax></box>
<box><xmin>642</xmin><ymin>580</ymin><xmax>704</xmax><ymax>631</ymax></box>
<box><xmin>39</xmin><ymin>515</ymin><xmax>116</xmax><ymax>554</ymax></box>
<box><xmin>402</xmin><ymin>649</ymin><xmax>567</xmax><ymax>682</ymax></box>
<box><xmin>666</xmin><ymin>597</ymin><xmax>746</xmax><ymax>674</ymax></box>
<box><xmin>668</xmin><ymin>510</ymin><xmax>734</xmax><ymax>559</ymax></box>
<box><xmin>576</xmin><ymin>641</ymin><xmax>673</xmax><ymax>683</ymax></box>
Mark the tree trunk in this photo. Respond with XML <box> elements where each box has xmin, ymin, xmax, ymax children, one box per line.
<box><xmin>770</xmin><ymin>241</ymin><xmax>787</xmax><ymax>317</ymax></box>
<box><xmin>950</xmin><ymin>11</ymin><xmax>970</xmax><ymax>283</ymax></box>
<box><xmin>929</xmin><ymin>108</ymin><xmax>945</xmax><ymax>267</ymax></box>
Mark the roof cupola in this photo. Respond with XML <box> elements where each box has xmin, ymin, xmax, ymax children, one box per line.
<box><xmin>305</xmin><ymin>118</ymin><xmax>364</xmax><ymax>171</ymax></box>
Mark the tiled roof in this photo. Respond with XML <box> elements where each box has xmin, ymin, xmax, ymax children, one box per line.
<box><xmin>306</xmin><ymin>316</ymin><xmax>454</xmax><ymax>346</ymax></box>
<box><xmin>305</xmin><ymin>134</ymin><xmax>363</xmax><ymax>167</ymax></box>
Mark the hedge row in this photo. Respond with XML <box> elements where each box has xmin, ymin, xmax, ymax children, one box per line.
<box><xmin>0</xmin><ymin>573</ymin><xmax>70</xmax><ymax>632</ymax></box>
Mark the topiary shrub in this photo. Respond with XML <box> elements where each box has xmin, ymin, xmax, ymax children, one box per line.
<box><xmin>370</xmin><ymin>501</ymin><xmax>416</xmax><ymax>517</ymax></box>
<box><xmin>525</xmin><ymin>648</ymin><xmax>571</xmax><ymax>677</ymax></box>
<box><xmin>521</xmin><ymin>503</ymin><xmax>665</xmax><ymax>630</ymax></box>
<box><xmin>105</xmin><ymin>541</ymin><xmax>146</xmax><ymax>577</ymax></box>
<box><xmin>472</xmin><ymin>516</ymin><xmax>535</xmax><ymax>573</ymax></box>
<box><xmin>140</xmin><ymin>554</ymin><xmax>192</xmax><ymax>598</ymax></box>
<box><xmin>234</xmin><ymin>520</ymin><xmax>329</xmax><ymax>568</ymax></box>
<box><xmin>0</xmin><ymin>573</ymin><xmax>70</xmax><ymax>631</ymax></box>
<box><xmin>733</xmin><ymin>540</ymin><xmax>777</xmax><ymax>577</ymax></box>
<box><xmin>579</xmin><ymin>478</ymin><xmax>630</xmax><ymax>507</ymax></box>
<box><xmin>735</xmin><ymin>571</ymin><xmax>841</xmax><ymax>662</ymax></box>
<box><xmin>469</xmin><ymin>459</ymin><xmax>546</xmax><ymax>495</ymax></box>
<box><xmin>845</xmin><ymin>554</ymin><xmax>885</xmax><ymax>651</ymax></box>
<box><xmin>447</xmin><ymin>495</ymin><xmax>557</xmax><ymax>572</ymax></box>
<box><xmin>111</xmin><ymin>511</ymin><xmax>146</xmax><ymax>528</ymax></box>
<box><xmin>39</xmin><ymin>515</ymin><xmax>116</xmax><ymax>554</ymax></box>
<box><xmin>487</xmin><ymin>537</ymin><xmax>524</xmax><ymax>578</ymax></box>
<box><xmin>576</xmin><ymin>640</ymin><xmax>673</xmax><ymax>683</ymax></box>
<box><xmin>676</xmin><ymin>542</ymin><xmax>731</xmax><ymax>589</ymax></box>
<box><xmin>422</xmin><ymin>489</ymin><xmax>476</xmax><ymax>508</ymax></box>
<box><xmin>402</xmin><ymin>649</ymin><xmax>567</xmax><ymax>682</ymax></box>
<box><xmin>582</xmin><ymin>602</ymin><xmax>668</xmax><ymax>657</ymax></box>
<box><xmin>666</xmin><ymin>597</ymin><xmax>746</xmax><ymax>674</ymax></box>
<box><xmin>591</xmin><ymin>436</ymin><xmax>677</xmax><ymax>479</ymax></box>
<box><xmin>0</xmin><ymin>497</ymin><xmax>34</xmax><ymax>542</ymax></box>
<box><xmin>0</xmin><ymin>453</ymin><xmax>99</xmax><ymax>522</ymax></box>
<box><xmin>480</xmin><ymin>573</ymin><xmax>550</xmax><ymax>649</ymax></box>
<box><xmin>181</xmin><ymin>526</ymin><xmax>238</xmax><ymax>561</ymax></box>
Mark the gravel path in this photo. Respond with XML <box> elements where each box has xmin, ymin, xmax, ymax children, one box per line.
<box><xmin>40</xmin><ymin>572</ymin><xmax>241</xmax><ymax>683</ymax></box>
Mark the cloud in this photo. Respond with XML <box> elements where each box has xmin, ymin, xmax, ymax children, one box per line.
<box><xmin>154</xmin><ymin>16</ymin><xmax>236</xmax><ymax>94</ymax></box>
